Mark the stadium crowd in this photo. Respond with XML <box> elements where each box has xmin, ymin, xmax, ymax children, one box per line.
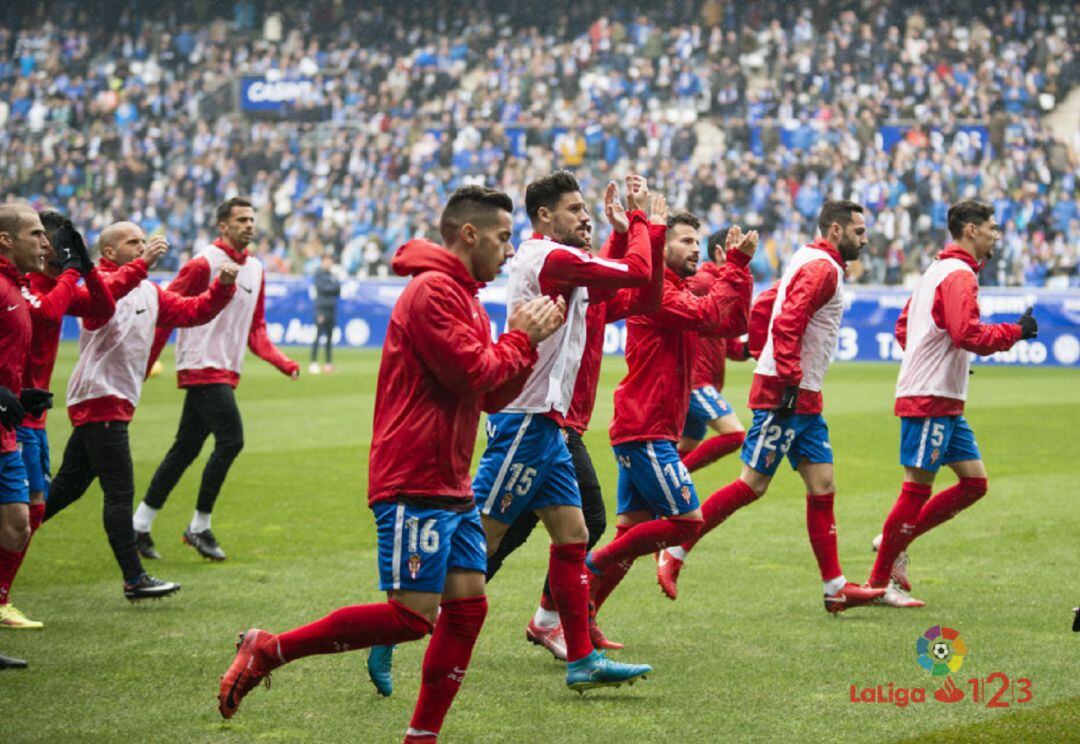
<box><xmin>0</xmin><ymin>0</ymin><xmax>1077</xmax><ymax>286</ymax></box>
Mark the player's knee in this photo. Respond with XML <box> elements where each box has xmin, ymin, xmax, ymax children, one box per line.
<box><xmin>960</xmin><ymin>477</ymin><xmax>988</xmax><ymax>498</ymax></box>
<box><xmin>669</xmin><ymin>516</ymin><xmax>703</xmax><ymax>544</ymax></box>
<box><xmin>215</xmin><ymin>435</ymin><xmax>244</xmax><ymax>458</ymax></box>
<box><xmin>0</xmin><ymin>519</ymin><xmax>30</xmax><ymax>551</ymax></box>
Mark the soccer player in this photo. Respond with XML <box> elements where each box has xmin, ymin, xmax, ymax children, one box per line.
<box><xmin>134</xmin><ymin>197</ymin><xmax>299</xmax><ymax>562</ymax></box>
<box><xmin>480</xmin><ymin>183</ymin><xmax>667</xmax><ymax>661</ymax></box>
<box><xmin>1</xmin><ymin>212</ymin><xmax>114</xmax><ymax>629</ymax></box>
<box><xmin>43</xmin><ymin>221</ymin><xmax>237</xmax><ymax>600</ymax></box>
<box><xmin>471</xmin><ymin>171</ymin><xmax>654</xmax><ymax>689</ymax></box>
<box><xmin>0</xmin><ymin>205</ymin><xmax>51</xmax><ymax>629</ymax></box>
<box><xmin>866</xmin><ymin>199</ymin><xmax>1036</xmax><ymax>606</ymax></box>
<box><xmin>677</xmin><ymin>229</ymin><xmax>752</xmax><ymax>473</ymax></box>
<box><xmin>216</xmin><ymin>187</ymin><xmax>563</xmax><ymax>743</ymax></box>
<box><xmin>652</xmin><ymin>201</ymin><xmax>886</xmax><ymax>612</ymax></box>
<box><xmin>586</xmin><ymin>211</ymin><xmax>755</xmax><ymax>624</ymax></box>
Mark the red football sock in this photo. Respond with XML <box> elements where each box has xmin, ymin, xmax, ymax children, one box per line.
<box><xmin>0</xmin><ymin>546</ymin><xmax>19</xmax><ymax>605</ymax></box>
<box><xmin>274</xmin><ymin>600</ymin><xmax>432</xmax><ymax>666</ymax></box>
<box><xmin>590</xmin><ymin>518</ymin><xmax>701</xmax><ymax>573</ymax></box>
<box><xmin>806</xmin><ymin>492</ymin><xmax>842</xmax><ymax>582</ymax></box>
<box><xmin>3</xmin><ymin>503</ymin><xmax>47</xmax><ymax>603</ymax></box>
<box><xmin>682</xmin><ymin>479</ymin><xmax>758</xmax><ymax>551</ymax></box>
<box><xmin>587</xmin><ymin>525</ymin><xmax>631</xmax><ymax>611</ymax></box>
<box><xmin>869</xmin><ymin>482</ymin><xmax>932</xmax><ymax>587</ymax></box>
<box><xmin>912</xmin><ymin>477</ymin><xmax>987</xmax><ymax>539</ymax></box>
<box><xmin>547</xmin><ymin>542</ymin><xmax>591</xmax><ymax>662</ymax></box>
<box><xmin>681</xmin><ymin>432</ymin><xmax>746</xmax><ymax>473</ymax></box>
<box><xmin>409</xmin><ymin>595</ymin><xmax>487</xmax><ymax>736</ymax></box>
<box><xmin>28</xmin><ymin>503</ymin><xmax>45</xmax><ymax>533</ymax></box>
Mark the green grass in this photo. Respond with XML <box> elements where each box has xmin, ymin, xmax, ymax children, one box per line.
<box><xmin>4</xmin><ymin>345</ymin><xmax>1079</xmax><ymax>743</ymax></box>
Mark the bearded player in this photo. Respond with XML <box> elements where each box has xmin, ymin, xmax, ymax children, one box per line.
<box><xmin>653</xmin><ymin>201</ymin><xmax>885</xmax><ymax>612</ymax></box>
<box><xmin>217</xmin><ymin>187</ymin><xmax>564</xmax><ymax>743</ymax></box>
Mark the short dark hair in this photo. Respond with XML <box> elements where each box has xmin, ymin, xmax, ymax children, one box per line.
<box><xmin>817</xmin><ymin>200</ymin><xmax>864</xmax><ymax>235</ymax></box>
<box><xmin>215</xmin><ymin>197</ymin><xmax>254</xmax><ymax>225</ymax></box>
<box><xmin>525</xmin><ymin>171</ymin><xmax>581</xmax><ymax>222</ymax></box>
<box><xmin>439</xmin><ymin>186</ymin><xmax>514</xmax><ymax>244</ymax></box>
<box><xmin>947</xmin><ymin>199</ymin><xmax>995</xmax><ymax>240</ymax></box>
<box><xmin>706</xmin><ymin>227</ymin><xmax>728</xmax><ymax>262</ymax></box>
<box><xmin>38</xmin><ymin>209</ymin><xmax>67</xmax><ymax>243</ymax></box>
<box><xmin>667</xmin><ymin>210</ymin><xmax>701</xmax><ymax>233</ymax></box>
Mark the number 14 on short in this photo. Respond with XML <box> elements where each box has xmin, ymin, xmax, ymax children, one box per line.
<box><xmin>968</xmin><ymin>673</ymin><xmax>1033</xmax><ymax>708</ymax></box>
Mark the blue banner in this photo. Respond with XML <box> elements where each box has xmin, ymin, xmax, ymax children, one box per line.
<box><xmin>59</xmin><ymin>279</ymin><xmax>1080</xmax><ymax>368</ymax></box>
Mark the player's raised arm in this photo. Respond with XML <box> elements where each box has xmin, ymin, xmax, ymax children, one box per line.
<box><xmin>155</xmin><ymin>260</ymin><xmax>237</xmax><ymax>329</ymax></box>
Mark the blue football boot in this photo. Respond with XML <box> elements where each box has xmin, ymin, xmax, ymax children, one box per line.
<box><xmin>566</xmin><ymin>650</ymin><xmax>652</xmax><ymax>693</ymax></box>
<box><xmin>367</xmin><ymin>644</ymin><xmax>395</xmax><ymax>697</ymax></box>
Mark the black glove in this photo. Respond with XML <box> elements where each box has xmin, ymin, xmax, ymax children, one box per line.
<box><xmin>19</xmin><ymin>387</ymin><xmax>53</xmax><ymax>418</ymax></box>
<box><xmin>53</xmin><ymin>221</ymin><xmax>94</xmax><ymax>275</ymax></box>
<box><xmin>771</xmin><ymin>385</ymin><xmax>799</xmax><ymax>420</ymax></box>
<box><xmin>1016</xmin><ymin>306</ymin><xmax>1038</xmax><ymax>340</ymax></box>
<box><xmin>0</xmin><ymin>386</ymin><xmax>25</xmax><ymax>431</ymax></box>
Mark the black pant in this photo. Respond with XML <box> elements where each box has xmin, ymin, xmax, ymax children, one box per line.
<box><xmin>311</xmin><ymin>311</ymin><xmax>335</xmax><ymax>363</ymax></box>
<box><xmin>44</xmin><ymin>422</ymin><xmax>144</xmax><ymax>582</ymax></box>
<box><xmin>143</xmin><ymin>384</ymin><xmax>244</xmax><ymax>514</ymax></box>
<box><xmin>486</xmin><ymin>428</ymin><xmax>607</xmax><ymax>596</ymax></box>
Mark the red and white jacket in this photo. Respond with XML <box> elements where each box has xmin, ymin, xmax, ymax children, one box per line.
<box><xmin>501</xmin><ymin>211</ymin><xmax>653</xmax><ymax>423</ymax></box>
<box><xmin>368</xmin><ymin>240</ymin><xmax>538</xmax><ymax>506</ymax></box>
<box><xmin>151</xmin><ymin>239</ymin><xmax>298</xmax><ymax>388</ymax></box>
<box><xmin>563</xmin><ymin>222</ymin><xmax>666</xmax><ymax>434</ymax></box>
<box><xmin>20</xmin><ymin>268</ymin><xmax>116</xmax><ymax>429</ymax></box>
<box><xmin>66</xmin><ymin>259</ymin><xmax>235</xmax><ymax>427</ymax></box>
<box><xmin>894</xmin><ymin>246</ymin><xmax>1022</xmax><ymax>417</ymax></box>
<box><xmin>686</xmin><ymin>261</ymin><xmax>751</xmax><ymax>391</ymax></box>
<box><xmin>610</xmin><ymin>249</ymin><xmax>752</xmax><ymax>445</ymax></box>
<box><xmin>0</xmin><ymin>257</ymin><xmax>32</xmax><ymax>454</ymax></box>
<box><xmin>751</xmin><ymin>238</ymin><xmax>845</xmax><ymax>415</ymax></box>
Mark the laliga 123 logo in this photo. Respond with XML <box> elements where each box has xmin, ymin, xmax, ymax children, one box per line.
<box><xmin>850</xmin><ymin>625</ymin><xmax>1034</xmax><ymax>708</ymax></box>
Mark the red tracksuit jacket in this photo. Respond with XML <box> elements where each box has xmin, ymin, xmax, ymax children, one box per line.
<box><xmin>367</xmin><ymin>240</ymin><xmax>539</xmax><ymax>507</ymax></box>
<box><xmin>563</xmin><ymin>221</ymin><xmax>666</xmax><ymax>434</ymax></box>
<box><xmin>610</xmin><ymin>248</ymin><xmax>752</xmax><ymax>445</ymax></box>
<box><xmin>686</xmin><ymin>261</ymin><xmax>751</xmax><ymax>391</ymax></box>
<box><xmin>21</xmin><ymin>268</ymin><xmax>116</xmax><ymax>428</ymax></box>
<box><xmin>893</xmin><ymin>246</ymin><xmax>1022</xmax><ymax>417</ymax></box>
<box><xmin>148</xmin><ymin>239</ymin><xmax>297</xmax><ymax>386</ymax></box>
<box><xmin>0</xmin><ymin>257</ymin><xmax>32</xmax><ymax>454</ymax></box>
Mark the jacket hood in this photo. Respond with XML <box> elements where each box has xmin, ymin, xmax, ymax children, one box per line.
<box><xmin>392</xmin><ymin>239</ymin><xmax>480</xmax><ymax>292</ymax></box>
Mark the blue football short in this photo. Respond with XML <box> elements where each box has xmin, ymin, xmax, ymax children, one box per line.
<box><xmin>612</xmin><ymin>440</ymin><xmax>700</xmax><ymax>517</ymax></box>
<box><xmin>682</xmin><ymin>385</ymin><xmax>734</xmax><ymax>441</ymax></box>
<box><xmin>373</xmin><ymin>500</ymin><xmax>487</xmax><ymax>593</ymax></box>
<box><xmin>16</xmin><ymin>426</ymin><xmax>50</xmax><ymax>498</ymax></box>
<box><xmin>473</xmin><ymin>412</ymin><xmax>581</xmax><ymax>524</ymax></box>
<box><xmin>899</xmin><ymin>415</ymin><xmax>981</xmax><ymax>473</ymax></box>
<box><xmin>741</xmin><ymin>410</ymin><xmax>833</xmax><ymax>476</ymax></box>
<box><xmin>0</xmin><ymin>449</ymin><xmax>30</xmax><ymax>505</ymax></box>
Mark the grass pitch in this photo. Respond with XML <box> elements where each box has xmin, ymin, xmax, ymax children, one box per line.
<box><xmin>4</xmin><ymin>345</ymin><xmax>1079</xmax><ymax>743</ymax></box>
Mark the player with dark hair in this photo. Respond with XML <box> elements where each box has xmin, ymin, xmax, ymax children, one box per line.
<box><xmin>677</xmin><ymin>227</ymin><xmax>752</xmax><ymax>472</ymax></box>
<box><xmin>653</xmin><ymin>200</ymin><xmax>886</xmax><ymax>613</ymax></box>
<box><xmin>866</xmin><ymin>199</ymin><xmax>1035</xmax><ymax>606</ymax></box>
<box><xmin>217</xmin><ymin>187</ymin><xmax>565</xmax><ymax>743</ymax></box>
<box><xmin>470</xmin><ymin>183</ymin><xmax>667</xmax><ymax>662</ymax></box>
<box><xmin>43</xmin><ymin>221</ymin><xmax>238</xmax><ymax>600</ymax></box>
<box><xmin>586</xmin><ymin>210</ymin><xmax>755</xmax><ymax>624</ymax></box>
<box><xmin>469</xmin><ymin>170</ymin><xmax>654</xmax><ymax>690</ymax></box>
<box><xmin>134</xmin><ymin>197</ymin><xmax>300</xmax><ymax>562</ymax></box>
<box><xmin>1</xmin><ymin>211</ymin><xmax>115</xmax><ymax>628</ymax></box>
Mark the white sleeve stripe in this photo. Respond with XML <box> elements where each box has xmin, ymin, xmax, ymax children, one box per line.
<box><xmin>549</xmin><ymin>247</ymin><xmax>630</xmax><ymax>273</ymax></box>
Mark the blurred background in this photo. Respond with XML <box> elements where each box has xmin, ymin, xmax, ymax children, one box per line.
<box><xmin>0</xmin><ymin>0</ymin><xmax>1077</xmax><ymax>287</ymax></box>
